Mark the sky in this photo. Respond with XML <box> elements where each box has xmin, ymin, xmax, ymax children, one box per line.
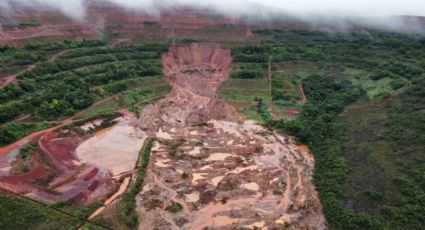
<box><xmin>1</xmin><ymin>0</ymin><xmax>425</xmax><ymax>32</ymax></box>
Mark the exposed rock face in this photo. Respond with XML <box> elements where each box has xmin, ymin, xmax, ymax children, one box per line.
<box><xmin>137</xmin><ymin>43</ymin><xmax>327</xmax><ymax>229</ymax></box>
<box><xmin>139</xmin><ymin>43</ymin><xmax>240</xmax><ymax>132</ymax></box>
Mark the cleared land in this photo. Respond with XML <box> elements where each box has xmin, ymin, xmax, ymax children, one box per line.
<box><xmin>135</xmin><ymin>43</ymin><xmax>325</xmax><ymax>229</ymax></box>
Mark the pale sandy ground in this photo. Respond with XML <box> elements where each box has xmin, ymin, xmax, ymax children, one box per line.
<box><xmin>76</xmin><ymin>119</ymin><xmax>146</xmax><ymax>176</ymax></box>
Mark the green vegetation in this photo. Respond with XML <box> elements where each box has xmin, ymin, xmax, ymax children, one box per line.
<box><xmin>143</xmin><ymin>21</ymin><xmax>159</xmax><ymax>27</ymax></box>
<box><xmin>228</xmin><ymin>33</ymin><xmax>425</xmax><ymax>229</ymax></box>
<box><xmin>0</xmin><ymin>42</ymin><xmax>168</xmax><ymax>124</ymax></box>
<box><xmin>219</xmin><ymin>79</ymin><xmax>270</xmax><ymax>102</ymax></box>
<box><xmin>10</xmin><ymin>141</ymin><xmax>38</xmax><ymax>174</ymax></box>
<box><xmin>335</xmin><ymin>77</ymin><xmax>425</xmax><ymax>229</ymax></box>
<box><xmin>232</xmin><ymin>29</ymin><xmax>425</xmax><ymax>103</ymax></box>
<box><xmin>270</xmin><ymin>73</ymin><xmax>425</xmax><ymax>229</ymax></box>
<box><xmin>18</xmin><ymin>141</ymin><xmax>38</xmax><ymax>160</ymax></box>
<box><xmin>272</xmin><ymin>74</ymin><xmax>302</xmax><ymax>101</ymax></box>
<box><xmin>119</xmin><ymin>138</ymin><xmax>154</xmax><ymax>227</ymax></box>
<box><xmin>272</xmin><ymin>75</ymin><xmax>382</xmax><ymax>229</ymax></box>
<box><xmin>69</xmin><ymin>112</ymin><xmax>121</xmax><ymax>135</ymax></box>
<box><xmin>2</xmin><ymin>20</ymin><xmax>425</xmax><ymax>230</ymax></box>
<box><xmin>77</xmin><ymin>77</ymin><xmax>170</xmax><ymax>118</ymax></box>
<box><xmin>0</xmin><ymin>40</ymin><xmax>106</xmax><ymax>72</ymax></box>
<box><xmin>0</xmin><ymin>122</ymin><xmax>53</xmax><ymax>146</ymax></box>
<box><xmin>0</xmin><ymin>192</ymin><xmax>82</xmax><ymax>230</ymax></box>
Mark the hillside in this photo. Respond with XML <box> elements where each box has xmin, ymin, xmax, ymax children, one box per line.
<box><xmin>1</xmin><ymin>6</ymin><xmax>425</xmax><ymax>230</ymax></box>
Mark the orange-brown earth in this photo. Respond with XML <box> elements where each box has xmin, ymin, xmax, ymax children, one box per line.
<box><xmin>0</xmin><ymin>129</ymin><xmax>114</xmax><ymax>204</ymax></box>
<box><xmin>136</xmin><ymin>43</ymin><xmax>326</xmax><ymax>229</ymax></box>
<box><xmin>0</xmin><ymin>123</ymin><xmax>117</xmax><ymax>204</ymax></box>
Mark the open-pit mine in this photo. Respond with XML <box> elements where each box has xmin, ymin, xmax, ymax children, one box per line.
<box><xmin>135</xmin><ymin>43</ymin><xmax>326</xmax><ymax>229</ymax></box>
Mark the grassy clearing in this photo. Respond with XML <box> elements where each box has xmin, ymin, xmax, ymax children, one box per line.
<box><xmin>240</xmin><ymin>106</ymin><xmax>264</xmax><ymax>123</ymax></box>
<box><xmin>219</xmin><ymin>79</ymin><xmax>270</xmax><ymax>102</ymax></box>
<box><xmin>77</xmin><ymin>98</ymin><xmax>121</xmax><ymax>119</ymax></box>
<box><xmin>350</xmin><ymin>76</ymin><xmax>394</xmax><ymax>100</ymax></box>
<box><xmin>271</xmin><ymin>61</ymin><xmax>319</xmax><ymax>77</ymax></box>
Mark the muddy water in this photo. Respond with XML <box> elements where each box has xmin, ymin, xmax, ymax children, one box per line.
<box><xmin>136</xmin><ymin>43</ymin><xmax>326</xmax><ymax>229</ymax></box>
<box><xmin>76</xmin><ymin>119</ymin><xmax>146</xmax><ymax>176</ymax></box>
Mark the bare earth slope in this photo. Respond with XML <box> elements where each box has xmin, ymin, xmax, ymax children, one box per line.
<box><xmin>136</xmin><ymin>43</ymin><xmax>326</xmax><ymax>229</ymax></box>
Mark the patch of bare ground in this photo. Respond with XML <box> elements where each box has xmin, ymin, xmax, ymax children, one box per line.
<box><xmin>136</xmin><ymin>43</ymin><xmax>326</xmax><ymax>229</ymax></box>
<box><xmin>0</xmin><ymin>113</ymin><xmax>142</xmax><ymax>206</ymax></box>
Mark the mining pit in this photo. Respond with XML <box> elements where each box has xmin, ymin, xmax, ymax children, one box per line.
<box><xmin>136</xmin><ymin>43</ymin><xmax>326</xmax><ymax>229</ymax></box>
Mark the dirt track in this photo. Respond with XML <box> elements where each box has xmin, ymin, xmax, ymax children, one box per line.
<box><xmin>136</xmin><ymin>43</ymin><xmax>326</xmax><ymax>229</ymax></box>
<box><xmin>0</xmin><ymin>49</ymin><xmax>69</xmax><ymax>88</ymax></box>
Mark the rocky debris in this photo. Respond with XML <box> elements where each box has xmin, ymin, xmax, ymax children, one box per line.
<box><xmin>136</xmin><ymin>43</ymin><xmax>327</xmax><ymax>230</ymax></box>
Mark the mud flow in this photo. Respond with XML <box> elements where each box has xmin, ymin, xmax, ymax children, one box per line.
<box><xmin>137</xmin><ymin>43</ymin><xmax>326</xmax><ymax>229</ymax></box>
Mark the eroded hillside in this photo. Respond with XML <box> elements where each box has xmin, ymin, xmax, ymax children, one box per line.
<box><xmin>136</xmin><ymin>43</ymin><xmax>326</xmax><ymax>229</ymax></box>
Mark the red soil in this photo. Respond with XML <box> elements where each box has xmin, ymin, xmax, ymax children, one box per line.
<box><xmin>299</xmin><ymin>83</ymin><xmax>307</xmax><ymax>103</ymax></box>
<box><xmin>0</xmin><ymin>117</ymin><xmax>74</xmax><ymax>155</ymax></box>
<box><xmin>38</xmin><ymin>132</ymin><xmax>80</xmax><ymax>171</ymax></box>
<box><xmin>84</xmin><ymin>168</ymin><xmax>99</xmax><ymax>181</ymax></box>
<box><xmin>0</xmin><ymin>123</ymin><xmax>115</xmax><ymax>204</ymax></box>
<box><xmin>0</xmin><ymin>154</ymin><xmax>51</xmax><ymax>193</ymax></box>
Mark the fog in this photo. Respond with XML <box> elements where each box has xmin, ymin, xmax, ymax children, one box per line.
<box><xmin>1</xmin><ymin>0</ymin><xmax>425</xmax><ymax>33</ymax></box>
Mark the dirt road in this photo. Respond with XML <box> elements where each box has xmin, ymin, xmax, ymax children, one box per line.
<box><xmin>0</xmin><ymin>49</ymin><xmax>68</xmax><ymax>88</ymax></box>
<box><xmin>299</xmin><ymin>83</ymin><xmax>307</xmax><ymax>103</ymax></box>
<box><xmin>0</xmin><ymin>93</ymin><xmax>120</xmax><ymax>155</ymax></box>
